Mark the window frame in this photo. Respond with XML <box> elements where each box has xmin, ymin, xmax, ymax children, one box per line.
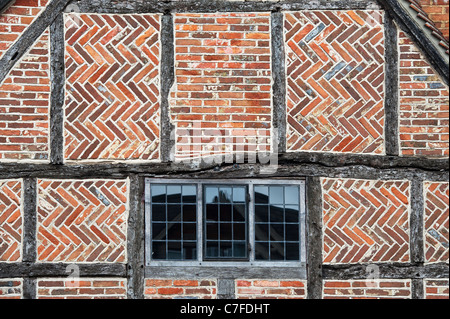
<box><xmin>145</xmin><ymin>178</ymin><xmax>307</xmax><ymax>268</ymax></box>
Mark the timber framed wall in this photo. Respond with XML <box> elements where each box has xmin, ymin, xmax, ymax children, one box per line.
<box><xmin>0</xmin><ymin>0</ymin><xmax>448</xmax><ymax>299</ymax></box>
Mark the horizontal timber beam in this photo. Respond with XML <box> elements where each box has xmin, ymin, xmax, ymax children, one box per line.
<box><xmin>76</xmin><ymin>0</ymin><xmax>381</xmax><ymax>13</ymax></box>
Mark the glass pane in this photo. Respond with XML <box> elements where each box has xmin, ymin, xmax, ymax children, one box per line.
<box><xmin>152</xmin><ymin>241</ymin><xmax>166</xmax><ymax>260</ymax></box>
<box><xmin>206</xmin><ymin>204</ymin><xmax>219</xmax><ymax>222</ymax></box>
<box><xmin>220</xmin><ymin>223</ymin><xmax>232</xmax><ymax>241</ymax></box>
<box><xmin>183</xmin><ymin>242</ymin><xmax>197</xmax><ymax>260</ymax></box>
<box><xmin>270</xmin><ymin>224</ymin><xmax>284</xmax><ymax>241</ymax></box>
<box><xmin>255</xmin><ymin>242</ymin><xmax>269</xmax><ymax>260</ymax></box>
<box><xmin>167</xmin><ymin>242</ymin><xmax>182</xmax><ymax>260</ymax></box>
<box><xmin>233</xmin><ymin>242</ymin><xmax>247</xmax><ymax>258</ymax></box>
<box><xmin>182</xmin><ymin>185</ymin><xmax>196</xmax><ymax>203</ymax></box>
<box><xmin>152</xmin><ymin>223</ymin><xmax>166</xmax><ymax>240</ymax></box>
<box><xmin>233</xmin><ymin>223</ymin><xmax>246</xmax><ymax>241</ymax></box>
<box><xmin>233</xmin><ymin>187</ymin><xmax>246</xmax><ymax>203</ymax></box>
<box><xmin>151</xmin><ymin>185</ymin><xmax>166</xmax><ymax>203</ymax></box>
<box><xmin>255</xmin><ymin>186</ymin><xmax>269</xmax><ymax>204</ymax></box>
<box><xmin>167</xmin><ymin>223</ymin><xmax>181</xmax><ymax>240</ymax></box>
<box><xmin>269</xmin><ymin>186</ymin><xmax>284</xmax><ymax>205</ymax></box>
<box><xmin>183</xmin><ymin>223</ymin><xmax>196</xmax><ymax>241</ymax></box>
<box><xmin>220</xmin><ymin>204</ymin><xmax>232</xmax><ymax>221</ymax></box>
<box><xmin>285</xmin><ymin>205</ymin><xmax>299</xmax><ymax>223</ymax></box>
<box><xmin>286</xmin><ymin>243</ymin><xmax>299</xmax><ymax>261</ymax></box>
<box><xmin>286</xmin><ymin>224</ymin><xmax>299</xmax><ymax>242</ymax></box>
<box><xmin>183</xmin><ymin>205</ymin><xmax>197</xmax><ymax>222</ymax></box>
<box><xmin>151</xmin><ymin>204</ymin><xmax>166</xmax><ymax>221</ymax></box>
<box><xmin>167</xmin><ymin>204</ymin><xmax>182</xmax><ymax>222</ymax></box>
<box><xmin>219</xmin><ymin>187</ymin><xmax>232</xmax><ymax>203</ymax></box>
<box><xmin>167</xmin><ymin>185</ymin><xmax>182</xmax><ymax>203</ymax></box>
<box><xmin>285</xmin><ymin>186</ymin><xmax>299</xmax><ymax>205</ymax></box>
<box><xmin>270</xmin><ymin>242</ymin><xmax>285</xmax><ymax>260</ymax></box>
<box><xmin>270</xmin><ymin>205</ymin><xmax>284</xmax><ymax>223</ymax></box>
<box><xmin>255</xmin><ymin>223</ymin><xmax>269</xmax><ymax>241</ymax></box>
<box><xmin>220</xmin><ymin>241</ymin><xmax>232</xmax><ymax>257</ymax></box>
<box><xmin>206</xmin><ymin>223</ymin><xmax>218</xmax><ymax>240</ymax></box>
<box><xmin>233</xmin><ymin>204</ymin><xmax>246</xmax><ymax>222</ymax></box>
<box><xmin>206</xmin><ymin>241</ymin><xmax>219</xmax><ymax>258</ymax></box>
<box><xmin>255</xmin><ymin>205</ymin><xmax>269</xmax><ymax>223</ymax></box>
<box><xmin>205</xmin><ymin>187</ymin><xmax>219</xmax><ymax>204</ymax></box>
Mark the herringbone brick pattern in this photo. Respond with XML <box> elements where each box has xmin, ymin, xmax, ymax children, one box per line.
<box><xmin>144</xmin><ymin>279</ymin><xmax>217</xmax><ymax>299</ymax></box>
<box><xmin>322</xmin><ymin>178</ymin><xmax>411</xmax><ymax>264</ymax></box>
<box><xmin>399</xmin><ymin>31</ymin><xmax>449</xmax><ymax>157</ymax></box>
<box><xmin>323</xmin><ymin>280</ymin><xmax>412</xmax><ymax>299</ymax></box>
<box><xmin>0</xmin><ymin>30</ymin><xmax>50</xmax><ymax>161</ymax></box>
<box><xmin>0</xmin><ymin>0</ymin><xmax>49</xmax><ymax>59</ymax></box>
<box><xmin>236</xmin><ymin>280</ymin><xmax>307</xmax><ymax>299</ymax></box>
<box><xmin>424</xmin><ymin>182</ymin><xmax>449</xmax><ymax>263</ymax></box>
<box><xmin>285</xmin><ymin>11</ymin><xmax>385</xmax><ymax>154</ymax></box>
<box><xmin>171</xmin><ymin>13</ymin><xmax>272</xmax><ymax>160</ymax></box>
<box><xmin>37</xmin><ymin>278</ymin><xmax>127</xmax><ymax>299</ymax></box>
<box><xmin>37</xmin><ymin>179</ymin><xmax>129</xmax><ymax>263</ymax></box>
<box><xmin>64</xmin><ymin>13</ymin><xmax>161</xmax><ymax>161</ymax></box>
<box><xmin>424</xmin><ymin>279</ymin><xmax>449</xmax><ymax>299</ymax></box>
<box><xmin>0</xmin><ymin>279</ymin><xmax>23</xmax><ymax>299</ymax></box>
<box><xmin>0</xmin><ymin>180</ymin><xmax>23</xmax><ymax>262</ymax></box>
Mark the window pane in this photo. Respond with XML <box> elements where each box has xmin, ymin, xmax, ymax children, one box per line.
<box><xmin>233</xmin><ymin>223</ymin><xmax>246</xmax><ymax>241</ymax></box>
<box><xmin>255</xmin><ymin>242</ymin><xmax>269</xmax><ymax>260</ymax></box>
<box><xmin>167</xmin><ymin>223</ymin><xmax>181</xmax><ymax>240</ymax></box>
<box><xmin>151</xmin><ymin>185</ymin><xmax>166</xmax><ymax>203</ymax></box>
<box><xmin>270</xmin><ymin>242</ymin><xmax>285</xmax><ymax>260</ymax></box>
<box><xmin>150</xmin><ymin>183</ymin><xmax>198</xmax><ymax>261</ymax></box>
<box><xmin>255</xmin><ymin>186</ymin><xmax>269</xmax><ymax>204</ymax></box>
<box><xmin>233</xmin><ymin>204</ymin><xmax>246</xmax><ymax>222</ymax></box>
<box><xmin>168</xmin><ymin>204</ymin><xmax>182</xmax><ymax>222</ymax></box>
<box><xmin>286</xmin><ymin>243</ymin><xmax>299</xmax><ymax>261</ymax></box>
<box><xmin>204</xmin><ymin>185</ymin><xmax>248</xmax><ymax>260</ymax></box>
<box><xmin>255</xmin><ymin>224</ymin><xmax>269</xmax><ymax>241</ymax></box>
<box><xmin>285</xmin><ymin>205</ymin><xmax>299</xmax><ymax>223</ymax></box>
<box><xmin>233</xmin><ymin>242</ymin><xmax>247</xmax><ymax>258</ymax></box>
<box><xmin>206</xmin><ymin>223</ymin><xmax>218</xmax><ymax>240</ymax></box>
<box><xmin>206</xmin><ymin>241</ymin><xmax>219</xmax><ymax>258</ymax></box>
<box><xmin>270</xmin><ymin>224</ymin><xmax>284</xmax><ymax>241</ymax></box>
<box><xmin>220</xmin><ymin>241</ymin><xmax>232</xmax><ymax>257</ymax></box>
<box><xmin>167</xmin><ymin>242</ymin><xmax>182</xmax><ymax>260</ymax></box>
<box><xmin>286</xmin><ymin>224</ymin><xmax>299</xmax><ymax>242</ymax></box>
<box><xmin>219</xmin><ymin>187</ymin><xmax>232</xmax><ymax>203</ymax></box>
<box><xmin>254</xmin><ymin>184</ymin><xmax>302</xmax><ymax>261</ymax></box>
<box><xmin>152</xmin><ymin>223</ymin><xmax>166</xmax><ymax>240</ymax></box>
<box><xmin>270</xmin><ymin>205</ymin><xmax>284</xmax><ymax>223</ymax></box>
<box><xmin>233</xmin><ymin>187</ymin><xmax>246</xmax><ymax>203</ymax></box>
<box><xmin>255</xmin><ymin>205</ymin><xmax>269</xmax><ymax>223</ymax></box>
<box><xmin>152</xmin><ymin>242</ymin><xmax>166</xmax><ymax>260</ymax></box>
<box><xmin>183</xmin><ymin>242</ymin><xmax>197</xmax><ymax>260</ymax></box>
<box><xmin>205</xmin><ymin>187</ymin><xmax>219</xmax><ymax>204</ymax></box>
<box><xmin>182</xmin><ymin>185</ymin><xmax>196</xmax><ymax>203</ymax></box>
<box><xmin>220</xmin><ymin>204</ymin><xmax>232</xmax><ymax>221</ymax></box>
<box><xmin>220</xmin><ymin>223</ymin><xmax>232</xmax><ymax>241</ymax></box>
<box><xmin>285</xmin><ymin>186</ymin><xmax>299</xmax><ymax>205</ymax></box>
<box><xmin>269</xmin><ymin>187</ymin><xmax>284</xmax><ymax>205</ymax></box>
<box><xmin>152</xmin><ymin>204</ymin><xmax>166</xmax><ymax>222</ymax></box>
<box><xmin>183</xmin><ymin>205</ymin><xmax>196</xmax><ymax>222</ymax></box>
<box><xmin>206</xmin><ymin>204</ymin><xmax>219</xmax><ymax>221</ymax></box>
<box><xmin>167</xmin><ymin>185</ymin><xmax>182</xmax><ymax>203</ymax></box>
<box><xmin>183</xmin><ymin>223</ymin><xmax>196</xmax><ymax>241</ymax></box>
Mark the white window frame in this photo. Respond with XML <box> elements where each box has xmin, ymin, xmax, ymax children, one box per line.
<box><xmin>145</xmin><ymin>178</ymin><xmax>307</xmax><ymax>268</ymax></box>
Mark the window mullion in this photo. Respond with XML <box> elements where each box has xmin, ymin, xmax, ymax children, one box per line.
<box><xmin>198</xmin><ymin>183</ymin><xmax>203</xmax><ymax>263</ymax></box>
<box><xmin>249</xmin><ymin>183</ymin><xmax>255</xmax><ymax>263</ymax></box>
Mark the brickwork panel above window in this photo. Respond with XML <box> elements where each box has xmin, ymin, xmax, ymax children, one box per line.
<box><xmin>170</xmin><ymin>13</ymin><xmax>272</xmax><ymax>160</ymax></box>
